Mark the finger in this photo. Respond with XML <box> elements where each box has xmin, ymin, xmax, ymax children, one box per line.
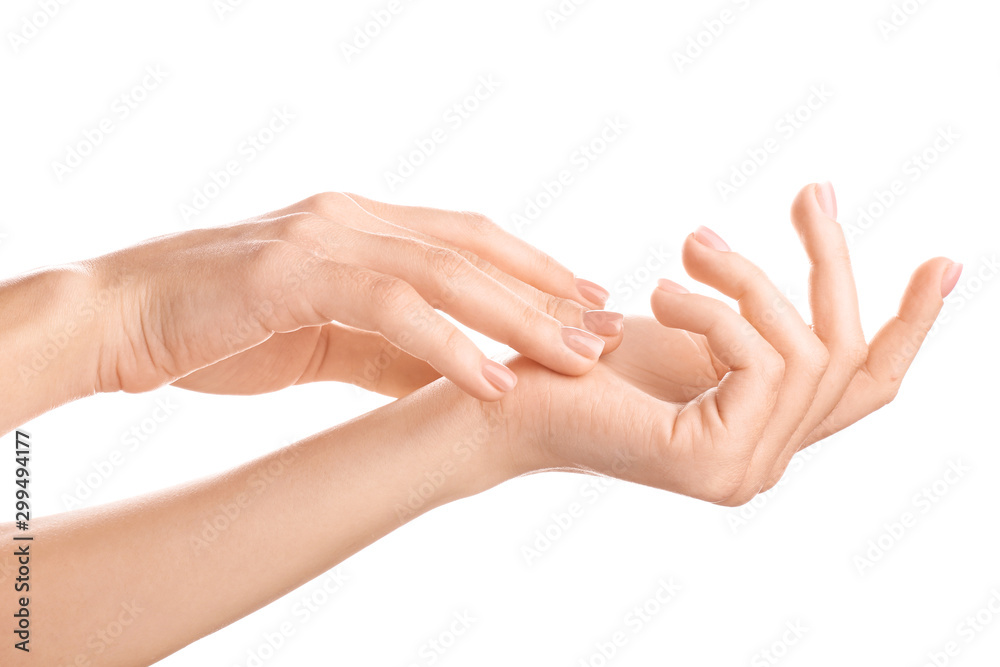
<box><xmin>308</xmin><ymin>322</ymin><xmax>441</xmax><ymax>397</ymax></box>
<box><xmin>448</xmin><ymin>245</ymin><xmax>623</xmax><ymax>351</ymax></box>
<box><xmin>344</xmin><ymin>232</ymin><xmax>608</xmax><ymax>376</ymax></box>
<box><xmin>651</xmin><ymin>281</ymin><xmax>785</xmax><ymax>502</ymax></box>
<box><xmin>786</xmin><ymin>183</ymin><xmax>869</xmax><ymax>446</ymax></box>
<box><xmin>254</xmin><ymin>241</ymin><xmax>519</xmax><ymax>401</ymax></box>
<box><xmin>795</xmin><ymin>257</ymin><xmax>959</xmax><ymax>448</ymax></box>
<box><xmin>340</xmin><ymin>192</ymin><xmax>610</xmax><ymax>309</ymax></box>
<box><xmin>681</xmin><ymin>230</ymin><xmax>827</xmax><ymax>503</ymax></box>
<box><xmin>267</xmin><ymin>208</ymin><xmax>624</xmax><ymax>354</ymax></box>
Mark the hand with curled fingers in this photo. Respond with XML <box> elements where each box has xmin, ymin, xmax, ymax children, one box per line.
<box><xmin>78</xmin><ymin>192</ymin><xmax>623</xmax><ymax>401</ymax></box>
<box><xmin>499</xmin><ymin>183</ymin><xmax>962</xmax><ymax>506</ymax></box>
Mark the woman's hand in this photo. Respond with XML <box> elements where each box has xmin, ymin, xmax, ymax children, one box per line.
<box><xmin>501</xmin><ymin>183</ymin><xmax>961</xmax><ymax>506</ymax></box>
<box><xmin>82</xmin><ymin>193</ymin><xmax>623</xmax><ymax>401</ymax></box>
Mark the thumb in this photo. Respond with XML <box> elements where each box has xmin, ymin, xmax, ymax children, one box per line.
<box><xmin>864</xmin><ymin>257</ymin><xmax>961</xmax><ymax>394</ymax></box>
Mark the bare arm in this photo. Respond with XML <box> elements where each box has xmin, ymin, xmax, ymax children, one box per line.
<box><xmin>0</xmin><ymin>183</ymin><xmax>955</xmax><ymax>665</ymax></box>
<box><xmin>1</xmin><ymin>379</ymin><xmax>514</xmax><ymax>665</ymax></box>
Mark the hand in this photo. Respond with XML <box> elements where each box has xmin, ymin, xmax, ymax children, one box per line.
<box><xmin>501</xmin><ymin>183</ymin><xmax>961</xmax><ymax>506</ymax></box>
<box><xmin>82</xmin><ymin>193</ymin><xmax>624</xmax><ymax>401</ymax></box>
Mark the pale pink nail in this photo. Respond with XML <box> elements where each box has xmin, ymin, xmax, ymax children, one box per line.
<box><xmin>815</xmin><ymin>181</ymin><xmax>838</xmax><ymax>220</ymax></box>
<box><xmin>562</xmin><ymin>326</ymin><xmax>605</xmax><ymax>359</ymax></box>
<box><xmin>693</xmin><ymin>226</ymin><xmax>731</xmax><ymax>252</ymax></box>
<box><xmin>657</xmin><ymin>278</ymin><xmax>690</xmax><ymax>294</ymax></box>
<box><xmin>576</xmin><ymin>278</ymin><xmax>610</xmax><ymax>306</ymax></box>
<box><xmin>481</xmin><ymin>359</ymin><xmax>517</xmax><ymax>392</ymax></box>
<box><xmin>582</xmin><ymin>310</ymin><xmax>624</xmax><ymax>336</ymax></box>
<box><xmin>940</xmin><ymin>262</ymin><xmax>963</xmax><ymax>297</ymax></box>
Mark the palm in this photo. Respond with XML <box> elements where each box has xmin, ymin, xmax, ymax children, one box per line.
<box><xmin>599</xmin><ymin>316</ymin><xmax>726</xmax><ymax>403</ymax></box>
<box><xmin>171</xmin><ymin>327</ymin><xmax>324</xmax><ymax>395</ymax></box>
<box><xmin>171</xmin><ymin>324</ymin><xmax>440</xmax><ymax>398</ymax></box>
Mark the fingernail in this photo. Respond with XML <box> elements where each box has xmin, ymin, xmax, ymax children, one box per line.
<box><xmin>576</xmin><ymin>278</ymin><xmax>610</xmax><ymax>306</ymax></box>
<box><xmin>815</xmin><ymin>181</ymin><xmax>838</xmax><ymax>220</ymax></box>
<box><xmin>656</xmin><ymin>278</ymin><xmax>690</xmax><ymax>294</ymax></box>
<box><xmin>562</xmin><ymin>326</ymin><xmax>605</xmax><ymax>359</ymax></box>
<box><xmin>481</xmin><ymin>358</ymin><xmax>517</xmax><ymax>392</ymax></box>
<box><xmin>940</xmin><ymin>261</ymin><xmax>963</xmax><ymax>297</ymax></box>
<box><xmin>582</xmin><ymin>310</ymin><xmax>624</xmax><ymax>336</ymax></box>
<box><xmin>693</xmin><ymin>225</ymin><xmax>731</xmax><ymax>252</ymax></box>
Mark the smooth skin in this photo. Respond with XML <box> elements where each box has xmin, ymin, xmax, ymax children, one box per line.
<box><xmin>0</xmin><ymin>184</ymin><xmax>960</xmax><ymax>664</ymax></box>
<box><xmin>0</xmin><ymin>192</ymin><xmax>619</xmax><ymax>437</ymax></box>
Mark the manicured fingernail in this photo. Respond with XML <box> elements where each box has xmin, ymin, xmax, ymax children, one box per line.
<box><xmin>582</xmin><ymin>310</ymin><xmax>624</xmax><ymax>336</ymax></box>
<box><xmin>576</xmin><ymin>278</ymin><xmax>610</xmax><ymax>306</ymax></box>
<box><xmin>562</xmin><ymin>326</ymin><xmax>605</xmax><ymax>359</ymax></box>
<box><xmin>693</xmin><ymin>226</ymin><xmax>731</xmax><ymax>252</ymax></box>
<box><xmin>481</xmin><ymin>358</ymin><xmax>517</xmax><ymax>392</ymax></box>
<box><xmin>657</xmin><ymin>278</ymin><xmax>690</xmax><ymax>294</ymax></box>
<box><xmin>940</xmin><ymin>261</ymin><xmax>963</xmax><ymax>297</ymax></box>
<box><xmin>815</xmin><ymin>181</ymin><xmax>838</xmax><ymax>220</ymax></box>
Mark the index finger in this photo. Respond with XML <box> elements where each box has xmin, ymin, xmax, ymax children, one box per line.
<box><xmin>340</xmin><ymin>193</ymin><xmax>610</xmax><ymax>309</ymax></box>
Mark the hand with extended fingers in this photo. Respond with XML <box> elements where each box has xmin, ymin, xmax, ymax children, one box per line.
<box><xmin>1</xmin><ymin>182</ymin><xmax>962</xmax><ymax>665</ymax></box>
<box><xmin>499</xmin><ymin>183</ymin><xmax>961</xmax><ymax>505</ymax></box>
<box><xmin>71</xmin><ymin>192</ymin><xmax>623</xmax><ymax>402</ymax></box>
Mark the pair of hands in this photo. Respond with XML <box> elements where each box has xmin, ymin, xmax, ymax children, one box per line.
<box><xmin>82</xmin><ymin>184</ymin><xmax>958</xmax><ymax>506</ymax></box>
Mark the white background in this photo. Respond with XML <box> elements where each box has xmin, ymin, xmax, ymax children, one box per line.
<box><xmin>2</xmin><ymin>0</ymin><xmax>999</xmax><ymax>665</ymax></box>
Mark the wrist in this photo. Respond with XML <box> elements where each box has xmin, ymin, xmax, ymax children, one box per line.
<box><xmin>489</xmin><ymin>356</ymin><xmax>559</xmax><ymax>476</ymax></box>
<box><xmin>0</xmin><ymin>263</ymin><xmax>106</xmax><ymax>433</ymax></box>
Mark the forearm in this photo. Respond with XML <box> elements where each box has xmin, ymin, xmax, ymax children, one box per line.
<box><xmin>0</xmin><ymin>264</ymin><xmax>105</xmax><ymax>436</ymax></box>
<box><xmin>0</xmin><ymin>379</ymin><xmax>516</xmax><ymax>665</ymax></box>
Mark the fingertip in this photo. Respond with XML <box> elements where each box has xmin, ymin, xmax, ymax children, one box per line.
<box><xmin>790</xmin><ymin>183</ymin><xmax>836</xmax><ymax>230</ymax></box>
<box><xmin>650</xmin><ymin>278</ymin><xmax>690</xmax><ymax>324</ymax></box>
<box><xmin>692</xmin><ymin>225</ymin><xmax>731</xmax><ymax>252</ymax></box>
<box><xmin>561</xmin><ymin>326</ymin><xmax>605</xmax><ymax>363</ymax></box>
<box><xmin>656</xmin><ymin>278</ymin><xmax>690</xmax><ymax>294</ymax></box>
<box><xmin>940</xmin><ymin>260</ymin><xmax>963</xmax><ymax>298</ymax></box>
<box><xmin>681</xmin><ymin>232</ymin><xmax>727</xmax><ymax>282</ymax></box>
<box><xmin>896</xmin><ymin>257</ymin><xmax>956</xmax><ymax>324</ymax></box>
<box><xmin>575</xmin><ymin>278</ymin><xmax>610</xmax><ymax>309</ymax></box>
<box><xmin>481</xmin><ymin>358</ymin><xmax>517</xmax><ymax>394</ymax></box>
<box><xmin>583</xmin><ymin>310</ymin><xmax>625</xmax><ymax>355</ymax></box>
<box><xmin>815</xmin><ymin>181</ymin><xmax>837</xmax><ymax>221</ymax></box>
<box><xmin>582</xmin><ymin>310</ymin><xmax>624</xmax><ymax>337</ymax></box>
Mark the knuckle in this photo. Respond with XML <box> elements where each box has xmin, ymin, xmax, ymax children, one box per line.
<box><xmin>544</xmin><ymin>291</ymin><xmax>584</xmax><ymax>325</ymax></box>
<box><xmin>791</xmin><ymin>337</ymin><xmax>830</xmax><ymax>380</ymax></box>
<box><xmin>529</xmin><ymin>249</ymin><xmax>559</xmax><ymax>277</ymax></box>
<box><xmin>732</xmin><ymin>263</ymin><xmax>769</xmax><ymax>300</ymax></box>
<box><xmin>249</xmin><ymin>239</ymin><xmax>294</xmax><ymax>277</ymax></box>
<box><xmin>759</xmin><ymin>349</ymin><xmax>786</xmax><ymax>386</ymax></box>
<box><xmin>368</xmin><ymin>274</ymin><xmax>415</xmax><ymax>312</ymax></box>
<box><xmin>440</xmin><ymin>326</ymin><xmax>466</xmax><ymax>355</ymax></box>
<box><xmin>843</xmin><ymin>339</ymin><xmax>870</xmax><ymax>371</ymax></box>
<box><xmin>878</xmin><ymin>380</ymin><xmax>901</xmax><ymax>407</ymax></box>
<box><xmin>811</xmin><ymin>340</ymin><xmax>832</xmax><ymax>374</ymax></box>
<box><xmin>300</xmin><ymin>191</ymin><xmax>345</xmax><ymax>214</ymax></box>
<box><xmin>274</xmin><ymin>211</ymin><xmax>319</xmax><ymax>242</ymax></box>
<box><xmin>456</xmin><ymin>247</ymin><xmax>484</xmax><ymax>266</ymax></box>
<box><xmin>514</xmin><ymin>299</ymin><xmax>545</xmax><ymax>329</ymax></box>
<box><xmin>810</xmin><ymin>242</ymin><xmax>853</xmax><ymax>269</ymax></box>
<box><xmin>424</xmin><ymin>245</ymin><xmax>469</xmax><ymax>282</ymax></box>
<box><xmin>459</xmin><ymin>210</ymin><xmax>497</xmax><ymax>235</ymax></box>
